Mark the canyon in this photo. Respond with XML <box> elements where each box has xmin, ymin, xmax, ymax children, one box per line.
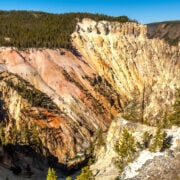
<box><xmin>0</xmin><ymin>14</ymin><xmax>179</xmax><ymax>179</ymax></box>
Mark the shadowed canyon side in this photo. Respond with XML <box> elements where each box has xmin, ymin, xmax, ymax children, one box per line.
<box><xmin>147</xmin><ymin>21</ymin><xmax>180</xmax><ymax>46</ymax></box>
<box><xmin>72</xmin><ymin>19</ymin><xmax>180</xmax><ymax>125</ymax></box>
<box><xmin>0</xmin><ymin>17</ymin><xmax>179</xmax><ymax>171</ymax></box>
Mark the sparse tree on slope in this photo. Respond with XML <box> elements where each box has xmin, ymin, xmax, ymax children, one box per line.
<box><xmin>76</xmin><ymin>166</ymin><xmax>94</xmax><ymax>180</ymax></box>
<box><xmin>168</xmin><ymin>88</ymin><xmax>180</xmax><ymax>126</ymax></box>
<box><xmin>46</xmin><ymin>168</ymin><xmax>57</xmax><ymax>180</ymax></box>
<box><xmin>114</xmin><ymin>128</ymin><xmax>136</xmax><ymax>172</ymax></box>
<box><xmin>149</xmin><ymin>125</ymin><xmax>171</xmax><ymax>152</ymax></box>
<box><xmin>66</xmin><ymin>176</ymin><xmax>72</xmax><ymax>180</ymax></box>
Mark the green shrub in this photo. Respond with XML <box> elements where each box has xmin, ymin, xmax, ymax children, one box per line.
<box><xmin>76</xmin><ymin>166</ymin><xmax>94</xmax><ymax>180</ymax></box>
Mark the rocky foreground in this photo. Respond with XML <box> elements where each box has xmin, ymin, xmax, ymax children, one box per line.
<box><xmin>90</xmin><ymin>117</ymin><xmax>180</xmax><ymax>180</ymax></box>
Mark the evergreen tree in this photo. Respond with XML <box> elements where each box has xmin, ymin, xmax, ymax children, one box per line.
<box><xmin>30</xmin><ymin>124</ymin><xmax>40</xmax><ymax>146</ymax></box>
<box><xmin>96</xmin><ymin>128</ymin><xmax>105</xmax><ymax>147</ymax></box>
<box><xmin>66</xmin><ymin>176</ymin><xmax>72</xmax><ymax>180</ymax></box>
<box><xmin>0</xmin><ymin>11</ymin><xmax>133</xmax><ymax>49</ymax></box>
<box><xmin>0</xmin><ymin>122</ymin><xmax>6</xmax><ymax>144</ymax></box>
<box><xmin>21</xmin><ymin>122</ymin><xmax>31</xmax><ymax>144</ymax></box>
<box><xmin>10</xmin><ymin>125</ymin><xmax>20</xmax><ymax>144</ymax></box>
<box><xmin>46</xmin><ymin>168</ymin><xmax>57</xmax><ymax>180</ymax></box>
<box><xmin>76</xmin><ymin>166</ymin><xmax>94</xmax><ymax>180</ymax></box>
<box><xmin>149</xmin><ymin>125</ymin><xmax>170</xmax><ymax>152</ymax></box>
<box><xmin>114</xmin><ymin>128</ymin><xmax>136</xmax><ymax>172</ymax></box>
<box><xmin>168</xmin><ymin>88</ymin><xmax>180</xmax><ymax>126</ymax></box>
<box><xmin>142</xmin><ymin>131</ymin><xmax>152</xmax><ymax>148</ymax></box>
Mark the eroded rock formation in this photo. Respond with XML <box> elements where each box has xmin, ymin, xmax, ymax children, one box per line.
<box><xmin>0</xmin><ymin>19</ymin><xmax>179</xmax><ymax>167</ymax></box>
<box><xmin>72</xmin><ymin>18</ymin><xmax>180</xmax><ymax>125</ymax></box>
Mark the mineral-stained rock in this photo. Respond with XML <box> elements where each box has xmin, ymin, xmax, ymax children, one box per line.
<box><xmin>0</xmin><ymin>18</ymin><xmax>179</xmax><ymax>166</ymax></box>
<box><xmin>0</xmin><ymin>47</ymin><xmax>121</xmax><ymax>165</ymax></box>
<box><xmin>72</xmin><ymin>18</ymin><xmax>180</xmax><ymax>125</ymax></box>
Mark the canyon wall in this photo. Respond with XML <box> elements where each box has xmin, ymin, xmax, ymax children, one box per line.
<box><xmin>72</xmin><ymin>19</ymin><xmax>180</xmax><ymax>125</ymax></box>
<box><xmin>0</xmin><ymin>19</ymin><xmax>179</xmax><ymax>165</ymax></box>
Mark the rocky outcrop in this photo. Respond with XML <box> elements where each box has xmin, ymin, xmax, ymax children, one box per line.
<box><xmin>90</xmin><ymin>117</ymin><xmax>180</xmax><ymax>180</ymax></box>
<box><xmin>72</xmin><ymin>18</ymin><xmax>180</xmax><ymax>125</ymax></box>
<box><xmin>128</xmin><ymin>153</ymin><xmax>180</xmax><ymax>180</ymax></box>
<box><xmin>0</xmin><ymin>71</ymin><xmax>76</xmax><ymax>163</ymax></box>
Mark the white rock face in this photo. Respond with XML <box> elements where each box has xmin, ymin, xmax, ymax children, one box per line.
<box><xmin>72</xmin><ymin>18</ymin><xmax>180</xmax><ymax>125</ymax></box>
<box><xmin>121</xmin><ymin>150</ymin><xmax>163</xmax><ymax>179</ymax></box>
<box><xmin>90</xmin><ymin>118</ymin><xmax>122</xmax><ymax>180</ymax></box>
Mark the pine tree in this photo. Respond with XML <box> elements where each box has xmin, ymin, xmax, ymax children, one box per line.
<box><xmin>168</xmin><ymin>88</ymin><xmax>180</xmax><ymax>126</ymax></box>
<box><xmin>149</xmin><ymin>125</ymin><xmax>170</xmax><ymax>152</ymax></box>
<box><xmin>114</xmin><ymin>128</ymin><xmax>136</xmax><ymax>172</ymax></box>
<box><xmin>0</xmin><ymin>122</ymin><xmax>6</xmax><ymax>144</ymax></box>
<box><xmin>76</xmin><ymin>166</ymin><xmax>94</xmax><ymax>180</ymax></box>
<box><xmin>46</xmin><ymin>168</ymin><xmax>57</xmax><ymax>180</ymax></box>
<box><xmin>66</xmin><ymin>176</ymin><xmax>72</xmax><ymax>180</ymax></box>
<box><xmin>150</xmin><ymin>125</ymin><xmax>161</xmax><ymax>152</ymax></box>
<box><xmin>30</xmin><ymin>124</ymin><xmax>40</xmax><ymax>146</ymax></box>
<box><xmin>142</xmin><ymin>131</ymin><xmax>152</xmax><ymax>149</ymax></box>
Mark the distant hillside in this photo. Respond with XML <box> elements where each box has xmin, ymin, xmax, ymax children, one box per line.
<box><xmin>147</xmin><ymin>21</ymin><xmax>180</xmax><ymax>45</ymax></box>
<box><xmin>0</xmin><ymin>10</ymin><xmax>132</xmax><ymax>49</ymax></box>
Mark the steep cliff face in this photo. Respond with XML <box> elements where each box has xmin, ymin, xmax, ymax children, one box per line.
<box><xmin>72</xmin><ymin>19</ymin><xmax>180</xmax><ymax>125</ymax></box>
<box><xmin>0</xmin><ymin>48</ymin><xmax>121</xmax><ymax>165</ymax></box>
<box><xmin>0</xmin><ymin>71</ymin><xmax>77</xmax><ymax>163</ymax></box>
<box><xmin>0</xmin><ymin>47</ymin><xmax>121</xmax><ymax>122</ymax></box>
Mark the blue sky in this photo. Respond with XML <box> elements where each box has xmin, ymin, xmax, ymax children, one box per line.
<box><xmin>0</xmin><ymin>0</ymin><xmax>180</xmax><ymax>24</ymax></box>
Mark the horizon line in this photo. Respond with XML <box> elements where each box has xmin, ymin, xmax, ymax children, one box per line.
<box><xmin>0</xmin><ymin>9</ymin><xmax>179</xmax><ymax>25</ymax></box>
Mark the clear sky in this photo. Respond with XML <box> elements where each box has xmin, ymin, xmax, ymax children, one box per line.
<box><xmin>0</xmin><ymin>0</ymin><xmax>180</xmax><ymax>24</ymax></box>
